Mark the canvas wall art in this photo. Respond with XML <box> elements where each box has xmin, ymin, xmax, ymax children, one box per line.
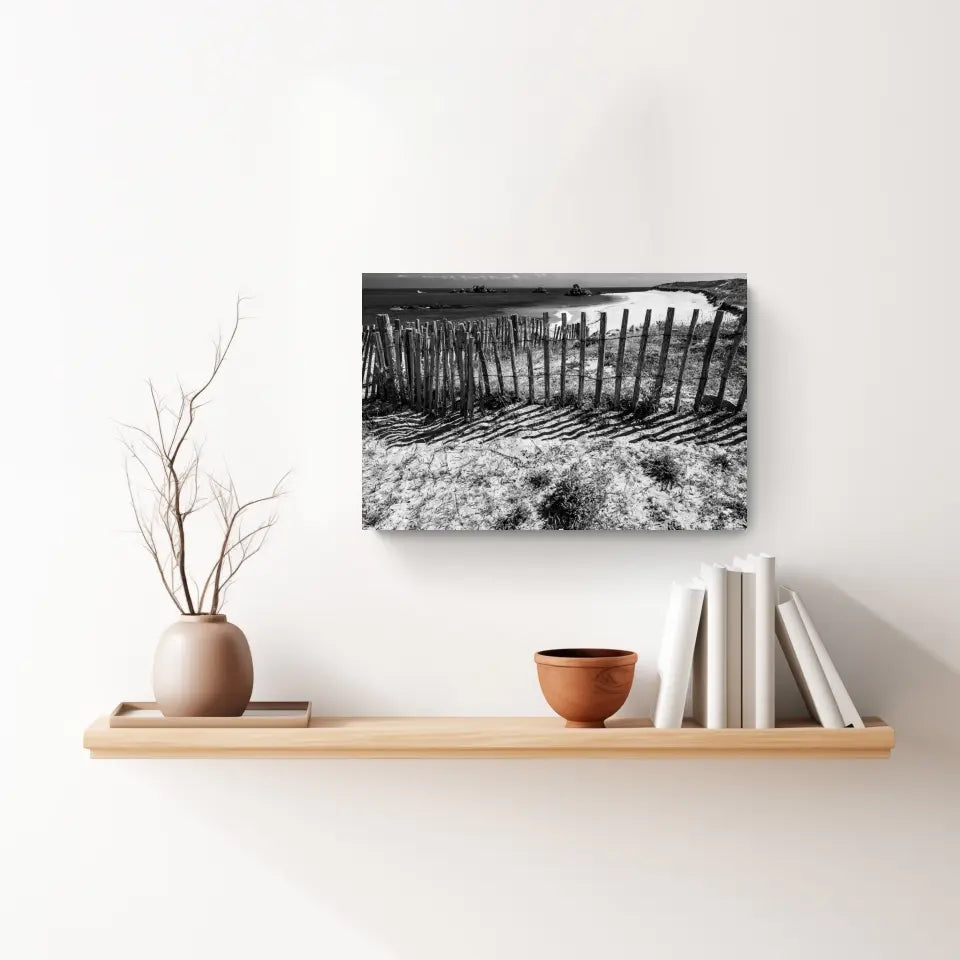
<box><xmin>362</xmin><ymin>273</ymin><xmax>747</xmax><ymax>531</ymax></box>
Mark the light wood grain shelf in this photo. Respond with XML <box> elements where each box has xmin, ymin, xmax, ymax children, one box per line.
<box><xmin>83</xmin><ymin>715</ymin><xmax>894</xmax><ymax>759</ymax></box>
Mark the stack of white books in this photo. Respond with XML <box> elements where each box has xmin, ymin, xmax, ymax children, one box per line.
<box><xmin>652</xmin><ymin>554</ymin><xmax>863</xmax><ymax>730</ymax></box>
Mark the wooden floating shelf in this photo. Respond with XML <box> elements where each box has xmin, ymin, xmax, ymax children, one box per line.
<box><xmin>83</xmin><ymin>715</ymin><xmax>894</xmax><ymax>759</ymax></box>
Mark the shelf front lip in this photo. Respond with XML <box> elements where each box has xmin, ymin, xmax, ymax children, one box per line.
<box><xmin>83</xmin><ymin>716</ymin><xmax>895</xmax><ymax>759</ymax></box>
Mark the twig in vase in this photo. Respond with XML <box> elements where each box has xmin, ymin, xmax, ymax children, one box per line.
<box><xmin>119</xmin><ymin>296</ymin><xmax>287</xmax><ymax>615</ymax></box>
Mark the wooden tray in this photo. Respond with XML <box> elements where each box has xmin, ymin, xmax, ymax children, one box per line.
<box><xmin>109</xmin><ymin>701</ymin><xmax>312</xmax><ymax>728</ymax></box>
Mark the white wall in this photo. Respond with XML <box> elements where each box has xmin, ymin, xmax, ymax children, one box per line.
<box><xmin>4</xmin><ymin>1</ymin><xmax>960</xmax><ymax>957</ymax></box>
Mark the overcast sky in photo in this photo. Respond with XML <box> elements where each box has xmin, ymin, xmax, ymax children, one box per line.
<box><xmin>363</xmin><ymin>273</ymin><xmax>746</xmax><ymax>289</ymax></box>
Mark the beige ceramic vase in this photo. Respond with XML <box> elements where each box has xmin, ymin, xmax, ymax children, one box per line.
<box><xmin>153</xmin><ymin>614</ymin><xmax>254</xmax><ymax>717</ymax></box>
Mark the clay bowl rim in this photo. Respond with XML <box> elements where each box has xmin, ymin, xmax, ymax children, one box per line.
<box><xmin>534</xmin><ymin>648</ymin><xmax>638</xmax><ymax>669</ymax></box>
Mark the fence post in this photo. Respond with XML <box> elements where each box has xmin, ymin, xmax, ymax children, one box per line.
<box><xmin>559</xmin><ymin>312</ymin><xmax>568</xmax><ymax>404</ymax></box>
<box><xmin>476</xmin><ymin>334</ymin><xmax>491</xmax><ymax>412</ymax></box>
<box><xmin>491</xmin><ymin>336</ymin><xmax>505</xmax><ymax>396</ymax></box>
<box><xmin>409</xmin><ymin>326</ymin><xmax>418</xmax><ymax>405</ymax></box>
<box><xmin>694</xmin><ymin>308</ymin><xmax>725</xmax><ymax>413</ymax></box>
<box><xmin>612</xmin><ymin>308</ymin><xmax>630</xmax><ymax>408</ymax></box>
<box><xmin>542</xmin><ymin>312</ymin><xmax>551</xmax><ymax>402</ymax></box>
<box><xmin>365</xmin><ymin>334</ymin><xmax>378</xmax><ymax>400</ymax></box>
<box><xmin>630</xmin><ymin>309</ymin><xmax>652</xmax><ymax>413</ymax></box>
<box><xmin>508</xmin><ymin>315</ymin><xmax>520</xmax><ymax>399</ymax></box>
<box><xmin>424</xmin><ymin>325</ymin><xmax>434</xmax><ymax>414</ymax></box>
<box><xmin>437</xmin><ymin>323</ymin><xmax>447</xmax><ymax>413</ymax></box>
<box><xmin>451</xmin><ymin>327</ymin><xmax>458</xmax><ymax>413</ymax></box>
<box><xmin>432</xmin><ymin>323</ymin><xmax>441</xmax><ymax>414</ymax></box>
<box><xmin>434</xmin><ymin>323</ymin><xmax>441</xmax><ymax>412</ymax></box>
<box><xmin>431</xmin><ymin>323</ymin><xmax>439</xmax><ymax>415</ymax></box>
<box><xmin>578</xmin><ymin>311</ymin><xmax>587</xmax><ymax>406</ymax></box>
<box><xmin>393</xmin><ymin>326</ymin><xmax>406</xmax><ymax>405</ymax></box>
<box><xmin>735</xmin><ymin>378</ymin><xmax>747</xmax><ymax>413</ymax></box>
<box><xmin>376</xmin><ymin>314</ymin><xmax>398</xmax><ymax>401</ymax></box>
<box><xmin>410</xmin><ymin>329</ymin><xmax>422</xmax><ymax>410</ymax></box>
<box><xmin>422</xmin><ymin>323</ymin><xmax>431</xmax><ymax>414</ymax></box>
<box><xmin>456</xmin><ymin>326</ymin><xmax>467</xmax><ymax>416</ymax></box>
<box><xmin>453</xmin><ymin>321</ymin><xmax>461</xmax><ymax>407</ymax></box>
<box><xmin>650</xmin><ymin>307</ymin><xmax>675</xmax><ymax>410</ymax></box>
<box><xmin>403</xmin><ymin>328</ymin><xmax>413</xmax><ymax>408</ymax></box>
<box><xmin>526</xmin><ymin>344</ymin><xmax>535</xmax><ymax>403</ymax></box>
<box><xmin>469</xmin><ymin>323</ymin><xmax>479</xmax><ymax>412</ymax></box>
<box><xmin>419</xmin><ymin>327</ymin><xmax>428</xmax><ymax>409</ymax></box>
<box><xmin>672</xmin><ymin>308</ymin><xmax>699</xmax><ymax>413</ymax></box>
<box><xmin>369</xmin><ymin>349</ymin><xmax>381</xmax><ymax>400</ymax></box>
<box><xmin>466</xmin><ymin>336</ymin><xmax>476</xmax><ymax>420</ymax></box>
<box><xmin>433</xmin><ymin>321</ymin><xmax>442</xmax><ymax>412</ymax></box>
<box><xmin>715</xmin><ymin>309</ymin><xmax>747</xmax><ymax>409</ymax></box>
<box><xmin>448</xmin><ymin>322</ymin><xmax>459</xmax><ymax>409</ymax></box>
<box><xmin>593</xmin><ymin>312</ymin><xmax>608</xmax><ymax>407</ymax></box>
<box><xmin>437</xmin><ymin>323</ymin><xmax>446</xmax><ymax>413</ymax></box>
<box><xmin>361</xmin><ymin>331</ymin><xmax>373</xmax><ymax>400</ymax></box>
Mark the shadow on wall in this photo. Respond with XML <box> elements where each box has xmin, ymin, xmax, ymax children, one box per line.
<box><xmin>788</xmin><ymin>577</ymin><xmax>960</xmax><ymax>751</ymax></box>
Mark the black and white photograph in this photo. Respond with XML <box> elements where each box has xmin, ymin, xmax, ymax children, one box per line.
<box><xmin>362</xmin><ymin>273</ymin><xmax>747</xmax><ymax>530</ymax></box>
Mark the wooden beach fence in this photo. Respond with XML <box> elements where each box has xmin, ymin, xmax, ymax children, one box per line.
<box><xmin>559</xmin><ymin>312</ymin><xmax>568</xmax><ymax>404</ymax></box>
<box><xmin>693</xmin><ymin>308</ymin><xmax>724</xmax><ymax>413</ymax></box>
<box><xmin>673</xmin><ymin>308</ymin><xmax>699</xmax><ymax>414</ymax></box>
<box><xmin>631</xmin><ymin>308</ymin><xmax>652</xmax><ymax>413</ymax></box>
<box><xmin>577</xmin><ymin>312</ymin><xmax>587</xmax><ymax>406</ymax></box>
<box><xmin>362</xmin><ymin>306</ymin><xmax>746</xmax><ymax>423</ymax></box>
<box><xmin>593</xmin><ymin>312</ymin><xmax>607</xmax><ymax>407</ymax></box>
<box><xmin>612</xmin><ymin>308</ymin><xmax>629</xmax><ymax>407</ymax></box>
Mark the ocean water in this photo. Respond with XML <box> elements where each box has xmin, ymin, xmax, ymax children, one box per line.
<box><xmin>545</xmin><ymin>289</ymin><xmax>714</xmax><ymax>333</ymax></box>
<box><xmin>362</xmin><ymin>287</ymin><xmax>717</xmax><ymax>331</ymax></box>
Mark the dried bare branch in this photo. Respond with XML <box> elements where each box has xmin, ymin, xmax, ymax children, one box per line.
<box><xmin>199</xmin><ymin>471</ymin><xmax>288</xmax><ymax>613</ymax></box>
<box><xmin>120</xmin><ymin>297</ymin><xmax>286</xmax><ymax>615</ymax></box>
<box><xmin>124</xmin><ymin>462</ymin><xmax>185</xmax><ymax>612</ymax></box>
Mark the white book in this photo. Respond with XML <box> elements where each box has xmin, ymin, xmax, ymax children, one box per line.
<box><xmin>775</xmin><ymin>597</ymin><xmax>845</xmax><ymax>728</ymax></box>
<box><xmin>751</xmin><ymin>553</ymin><xmax>776</xmax><ymax>729</ymax></box>
<box><xmin>726</xmin><ymin>568</ymin><xmax>742</xmax><ymax>728</ymax></box>
<box><xmin>692</xmin><ymin>563</ymin><xmax>727</xmax><ymax>728</ymax></box>
<box><xmin>733</xmin><ymin>557</ymin><xmax>757</xmax><ymax>727</ymax></box>
<box><xmin>652</xmin><ymin>581</ymin><xmax>706</xmax><ymax>729</ymax></box>
<box><xmin>733</xmin><ymin>554</ymin><xmax>776</xmax><ymax>728</ymax></box>
<box><xmin>781</xmin><ymin>587</ymin><xmax>864</xmax><ymax>729</ymax></box>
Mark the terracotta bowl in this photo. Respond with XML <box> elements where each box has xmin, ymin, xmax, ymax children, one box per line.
<box><xmin>535</xmin><ymin>648</ymin><xmax>638</xmax><ymax>728</ymax></box>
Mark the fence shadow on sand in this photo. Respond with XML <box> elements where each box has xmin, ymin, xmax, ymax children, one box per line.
<box><xmin>364</xmin><ymin>403</ymin><xmax>747</xmax><ymax>450</ymax></box>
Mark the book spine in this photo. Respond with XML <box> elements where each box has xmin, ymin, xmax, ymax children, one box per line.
<box><xmin>776</xmin><ymin>599</ymin><xmax>844</xmax><ymax>728</ymax></box>
<box><xmin>740</xmin><ymin>570</ymin><xmax>757</xmax><ymax>727</ymax></box>
<box><xmin>726</xmin><ymin>569</ymin><xmax>742</xmax><ymax>728</ymax></box>
<box><xmin>754</xmin><ymin>555</ymin><xmax>776</xmax><ymax>729</ymax></box>
<box><xmin>692</xmin><ymin>593</ymin><xmax>708</xmax><ymax>726</ymax></box>
<box><xmin>704</xmin><ymin>564</ymin><xmax>727</xmax><ymax>728</ymax></box>
<box><xmin>653</xmin><ymin>584</ymin><xmax>706</xmax><ymax>729</ymax></box>
<box><xmin>785</xmin><ymin>589</ymin><xmax>864</xmax><ymax>729</ymax></box>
